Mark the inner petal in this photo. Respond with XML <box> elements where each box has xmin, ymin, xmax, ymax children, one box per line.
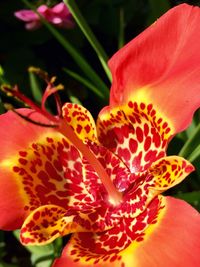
<box><xmin>62</xmin><ymin>103</ymin><xmax>97</xmax><ymax>142</ymax></box>
<box><xmin>97</xmin><ymin>102</ymin><xmax>171</xmax><ymax>175</ymax></box>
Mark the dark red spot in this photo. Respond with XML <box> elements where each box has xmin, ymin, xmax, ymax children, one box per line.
<box><xmin>19</xmin><ymin>158</ymin><xmax>28</xmax><ymax>165</ymax></box>
<box><xmin>47</xmin><ymin>137</ymin><xmax>54</xmax><ymax>143</ymax></box>
<box><xmin>143</xmin><ymin>123</ymin><xmax>149</xmax><ymax>136</ymax></box>
<box><xmin>153</xmin><ymin>132</ymin><xmax>161</xmax><ymax>148</ymax></box>
<box><xmin>76</xmin><ymin>124</ymin><xmax>82</xmax><ymax>134</ymax></box>
<box><xmin>140</xmin><ymin>103</ymin><xmax>145</xmax><ymax>110</ymax></box>
<box><xmin>128</xmin><ymin>101</ymin><xmax>133</xmax><ymax>108</ymax></box>
<box><xmin>144</xmin><ymin>136</ymin><xmax>151</xmax><ymax>151</ymax></box>
<box><xmin>19</xmin><ymin>151</ymin><xmax>27</xmax><ymax>157</ymax></box>
<box><xmin>129</xmin><ymin>139</ymin><xmax>138</xmax><ymax>154</ymax></box>
<box><xmin>70</xmin><ymin>146</ymin><xmax>80</xmax><ymax>161</ymax></box>
<box><xmin>51</xmin><ymin>230</ymin><xmax>60</xmax><ymax>236</ymax></box>
<box><xmin>147</xmin><ymin>104</ymin><xmax>153</xmax><ymax>113</ymax></box>
<box><xmin>144</xmin><ymin>150</ymin><xmax>157</xmax><ymax>162</ymax></box>
<box><xmin>136</xmin><ymin>127</ymin><xmax>143</xmax><ymax>143</ymax></box>
<box><xmin>162</xmin><ymin>122</ymin><xmax>168</xmax><ymax>129</ymax></box>
<box><xmin>171</xmin><ymin>164</ymin><xmax>177</xmax><ymax>171</ymax></box>
<box><xmin>117</xmin><ymin>148</ymin><xmax>131</xmax><ymax>162</ymax></box>
<box><xmin>67</xmin><ymin>103</ymin><xmax>73</xmax><ymax>109</ymax></box>
<box><xmin>41</xmin><ymin>219</ymin><xmax>49</xmax><ymax>228</ymax></box>
<box><xmin>185</xmin><ymin>165</ymin><xmax>194</xmax><ymax>173</ymax></box>
<box><xmin>165</xmin><ymin>127</ymin><xmax>171</xmax><ymax>134</ymax></box>
<box><xmin>84</xmin><ymin>125</ymin><xmax>91</xmax><ymax>134</ymax></box>
<box><xmin>45</xmin><ymin>161</ymin><xmax>63</xmax><ymax>181</ymax></box>
<box><xmin>13</xmin><ymin>166</ymin><xmax>20</xmax><ymax>172</ymax></box>
<box><xmin>33</xmin><ymin>211</ymin><xmax>40</xmax><ymax>220</ymax></box>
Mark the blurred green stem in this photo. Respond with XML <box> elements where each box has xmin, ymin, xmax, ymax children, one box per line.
<box><xmin>63</xmin><ymin>68</ymin><xmax>104</xmax><ymax>99</ymax></box>
<box><xmin>63</xmin><ymin>0</ymin><xmax>112</xmax><ymax>82</ymax></box>
<box><xmin>188</xmin><ymin>144</ymin><xmax>200</xmax><ymax>162</ymax></box>
<box><xmin>118</xmin><ymin>7</ymin><xmax>125</xmax><ymax>49</ymax></box>
<box><xmin>34</xmin><ymin>255</ymin><xmax>53</xmax><ymax>266</ymax></box>
<box><xmin>147</xmin><ymin>0</ymin><xmax>170</xmax><ymax>25</ymax></box>
<box><xmin>22</xmin><ymin>0</ymin><xmax>109</xmax><ymax>101</ymax></box>
<box><xmin>179</xmin><ymin>123</ymin><xmax>200</xmax><ymax>159</ymax></box>
<box><xmin>29</xmin><ymin>71</ymin><xmax>43</xmax><ymax>103</ymax></box>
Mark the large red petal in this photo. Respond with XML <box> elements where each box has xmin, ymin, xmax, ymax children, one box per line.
<box><xmin>109</xmin><ymin>4</ymin><xmax>200</xmax><ymax>134</ymax></box>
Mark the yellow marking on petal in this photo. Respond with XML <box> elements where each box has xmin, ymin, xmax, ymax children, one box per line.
<box><xmin>128</xmin><ymin>87</ymin><xmax>175</xmax><ymax>135</ymax></box>
<box><xmin>20</xmin><ymin>205</ymin><xmax>87</xmax><ymax>246</ymax></box>
<box><xmin>62</xmin><ymin>103</ymin><xmax>98</xmax><ymax>142</ymax></box>
<box><xmin>147</xmin><ymin>156</ymin><xmax>194</xmax><ymax>203</ymax></box>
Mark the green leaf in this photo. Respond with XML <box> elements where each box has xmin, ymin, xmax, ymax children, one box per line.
<box><xmin>174</xmin><ymin>191</ymin><xmax>200</xmax><ymax>210</ymax></box>
<box><xmin>0</xmin><ymin>65</ymin><xmax>8</xmax><ymax>85</ymax></box>
<box><xmin>147</xmin><ymin>0</ymin><xmax>170</xmax><ymax>25</ymax></box>
<box><xmin>29</xmin><ymin>71</ymin><xmax>43</xmax><ymax>103</ymax></box>
<box><xmin>13</xmin><ymin>230</ymin><xmax>54</xmax><ymax>266</ymax></box>
<box><xmin>0</xmin><ymin>263</ymin><xmax>18</xmax><ymax>267</ymax></box>
<box><xmin>179</xmin><ymin>123</ymin><xmax>200</xmax><ymax>159</ymax></box>
<box><xmin>188</xmin><ymin>144</ymin><xmax>200</xmax><ymax>163</ymax></box>
<box><xmin>63</xmin><ymin>0</ymin><xmax>112</xmax><ymax>82</ymax></box>
<box><xmin>118</xmin><ymin>7</ymin><xmax>125</xmax><ymax>49</ymax></box>
<box><xmin>0</xmin><ymin>97</ymin><xmax>5</xmax><ymax>114</ymax></box>
<box><xmin>68</xmin><ymin>94</ymin><xmax>82</xmax><ymax>105</ymax></box>
<box><xmin>63</xmin><ymin>68</ymin><xmax>105</xmax><ymax>99</ymax></box>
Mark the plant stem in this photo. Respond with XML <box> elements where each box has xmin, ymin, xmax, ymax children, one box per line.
<box><xmin>63</xmin><ymin>0</ymin><xmax>112</xmax><ymax>82</ymax></box>
<box><xmin>118</xmin><ymin>7</ymin><xmax>125</xmax><ymax>49</ymax></box>
<box><xmin>179</xmin><ymin>123</ymin><xmax>200</xmax><ymax>159</ymax></box>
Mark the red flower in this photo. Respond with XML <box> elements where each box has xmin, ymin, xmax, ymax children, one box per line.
<box><xmin>1</xmin><ymin>3</ymin><xmax>200</xmax><ymax>267</ymax></box>
<box><xmin>14</xmin><ymin>3</ymin><xmax>74</xmax><ymax>30</ymax></box>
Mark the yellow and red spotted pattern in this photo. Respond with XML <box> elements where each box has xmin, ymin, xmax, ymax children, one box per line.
<box><xmin>62</xmin><ymin>103</ymin><xmax>97</xmax><ymax>142</ymax></box>
<box><xmin>97</xmin><ymin>101</ymin><xmax>172</xmax><ymax>177</ymax></box>
<box><xmin>0</xmin><ymin>95</ymin><xmax>194</xmax><ymax>267</ymax></box>
<box><xmin>54</xmin><ymin>196</ymin><xmax>165</xmax><ymax>266</ymax></box>
<box><xmin>1</xmin><ymin>100</ymin><xmax>192</xmax><ymax>265</ymax></box>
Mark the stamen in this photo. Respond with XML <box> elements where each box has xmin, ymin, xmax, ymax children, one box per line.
<box><xmin>41</xmin><ymin>83</ymin><xmax>63</xmax><ymax>114</ymax></box>
<box><xmin>2</xmin><ymin>85</ymin><xmax>58</xmax><ymax>123</ymax></box>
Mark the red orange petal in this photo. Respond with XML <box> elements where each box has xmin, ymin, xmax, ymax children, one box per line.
<box><xmin>109</xmin><ymin>4</ymin><xmax>200</xmax><ymax>134</ymax></box>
